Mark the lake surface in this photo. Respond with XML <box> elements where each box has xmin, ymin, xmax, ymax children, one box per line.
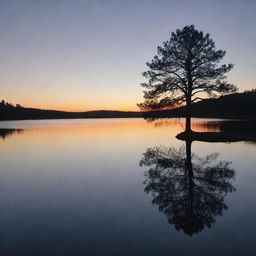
<box><xmin>0</xmin><ymin>118</ymin><xmax>255</xmax><ymax>256</ymax></box>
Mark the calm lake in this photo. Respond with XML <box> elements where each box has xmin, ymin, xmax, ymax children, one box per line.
<box><xmin>0</xmin><ymin>118</ymin><xmax>255</xmax><ymax>256</ymax></box>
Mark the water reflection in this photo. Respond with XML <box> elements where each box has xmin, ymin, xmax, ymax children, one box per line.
<box><xmin>177</xmin><ymin>120</ymin><xmax>256</xmax><ymax>143</ymax></box>
<box><xmin>0</xmin><ymin>129</ymin><xmax>23</xmax><ymax>140</ymax></box>
<box><xmin>140</xmin><ymin>138</ymin><xmax>236</xmax><ymax>236</ymax></box>
<box><xmin>0</xmin><ymin>118</ymin><xmax>255</xmax><ymax>254</ymax></box>
<box><xmin>147</xmin><ymin>118</ymin><xmax>256</xmax><ymax>142</ymax></box>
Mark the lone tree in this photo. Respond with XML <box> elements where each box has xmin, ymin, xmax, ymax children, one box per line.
<box><xmin>138</xmin><ymin>25</ymin><xmax>237</xmax><ymax>132</ymax></box>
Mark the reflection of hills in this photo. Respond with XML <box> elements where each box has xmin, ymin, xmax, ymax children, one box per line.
<box><xmin>0</xmin><ymin>129</ymin><xmax>23</xmax><ymax>140</ymax></box>
<box><xmin>140</xmin><ymin>140</ymin><xmax>235</xmax><ymax>236</ymax></box>
<box><xmin>147</xmin><ymin>119</ymin><xmax>256</xmax><ymax>142</ymax></box>
<box><xmin>194</xmin><ymin>120</ymin><xmax>256</xmax><ymax>132</ymax></box>
<box><xmin>177</xmin><ymin>120</ymin><xmax>256</xmax><ymax>143</ymax></box>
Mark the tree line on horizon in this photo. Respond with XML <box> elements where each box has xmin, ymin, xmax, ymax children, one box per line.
<box><xmin>0</xmin><ymin>89</ymin><xmax>256</xmax><ymax>121</ymax></box>
<box><xmin>143</xmin><ymin>89</ymin><xmax>256</xmax><ymax>120</ymax></box>
<box><xmin>0</xmin><ymin>100</ymin><xmax>142</xmax><ymax>120</ymax></box>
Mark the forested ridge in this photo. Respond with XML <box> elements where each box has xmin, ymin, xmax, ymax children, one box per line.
<box><xmin>144</xmin><ymin>89</ymin><xmax>256</xmax><ymax>119</ymax></box>
<box><xmin>0</xmin><ymin>90</ymin><xmax>255</xmax><ymax>120</ymax></box>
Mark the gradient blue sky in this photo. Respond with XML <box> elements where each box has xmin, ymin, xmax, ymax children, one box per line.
<box><xmin>0</xmin><ymin>0</ymin><xmax>255</xmax><ymax>111</ymax></box>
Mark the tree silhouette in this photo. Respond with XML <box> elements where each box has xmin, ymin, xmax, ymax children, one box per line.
<box><xmin>140</xmin><ymin>140</ymin><xmax>235</xmax><ymax>236</ymax></box>
<box><xmin>138</xmin><ymin>25</ymin><xmax>237</xmax><ymax>132</ymax></box>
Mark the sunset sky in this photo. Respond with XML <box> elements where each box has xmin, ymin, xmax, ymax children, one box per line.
<box><xmin>0</xmin><ymin>0</ymin><xmax>255</xmax><ymax>111</ymax></box>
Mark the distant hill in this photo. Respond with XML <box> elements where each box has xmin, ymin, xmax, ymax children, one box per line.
<box><xmin>0</xmin><ymin>101</ymin><xmax>142</xmax><ymax>120</ymax></box>
<box><xmin>0</xmin><ymin>90</ymin><xmax>255</xmax><ymax>121</ymax></box>
<box><xmin>144</xmin><ymin>89</ymin><xmax>256</xmax><ymax>119</ymax></box>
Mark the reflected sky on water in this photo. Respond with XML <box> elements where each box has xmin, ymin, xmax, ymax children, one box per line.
<box><xmin>0</xmin><ymin>118</ymin><xmax>255</xmax><ymax>255</ymax></box>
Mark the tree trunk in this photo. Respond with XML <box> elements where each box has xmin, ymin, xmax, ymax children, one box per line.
<box><xmin>185</xmin><ymin>99</ymin><xmax>192</xmax><ymax>133</ymax></box>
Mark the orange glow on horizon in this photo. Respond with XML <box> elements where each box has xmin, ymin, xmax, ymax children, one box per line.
<box><xmin>5</xmin><ymin>87</ymin><xmax>250</xmax><ymax>113</ymax></box>
<box><xmin>17</xmin><ymin>102</ymin><xmax>141</xmax><ymax>112</ymax></box>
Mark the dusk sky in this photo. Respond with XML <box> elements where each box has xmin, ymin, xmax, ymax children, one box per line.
<box><xmin>0</xmin><ymin>0</ymin><xmax>255</xmax><ymax>111</ymax></box>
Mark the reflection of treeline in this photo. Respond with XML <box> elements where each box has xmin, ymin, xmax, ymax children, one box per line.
<box><xmin>177</xmin><ymin>120</ymin><xmax>256</xmax><ymax>143</ymax></box>
<box><xmin>144</xmin><ymin>89</ymin><xmax>256</xmax><ymax>119</ymax></box>
<box><xmin>199</xmin><ymin>120</ymin><xmax>256</xmax><ymax>133</ymax></box>
<box><xmin>0</xmin><ymin>100</ymin><xmax>141</xmax><ymax>120</ymax></box>
<box><xmin>0</xmin><ymin>129</ymin><xmax>23</xmax><ymax>140</ymax></box>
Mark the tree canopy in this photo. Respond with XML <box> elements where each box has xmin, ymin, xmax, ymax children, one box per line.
<box><xmin>138</xmin><ymin>25</ymin><xmax>237</xmax><ymax>131</ymax></box>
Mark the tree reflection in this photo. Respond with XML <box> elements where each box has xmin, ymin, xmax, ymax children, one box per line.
<box><xmin>140</xmin><ymin>139</ymin><xmax>235</xmax><ymax>236</ymax></box>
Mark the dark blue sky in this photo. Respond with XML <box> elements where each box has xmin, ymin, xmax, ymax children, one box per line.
<box><xmin>0</xmin><ymin>0</ymin><xmax>255</xmax><ymax>110</ymax></box>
